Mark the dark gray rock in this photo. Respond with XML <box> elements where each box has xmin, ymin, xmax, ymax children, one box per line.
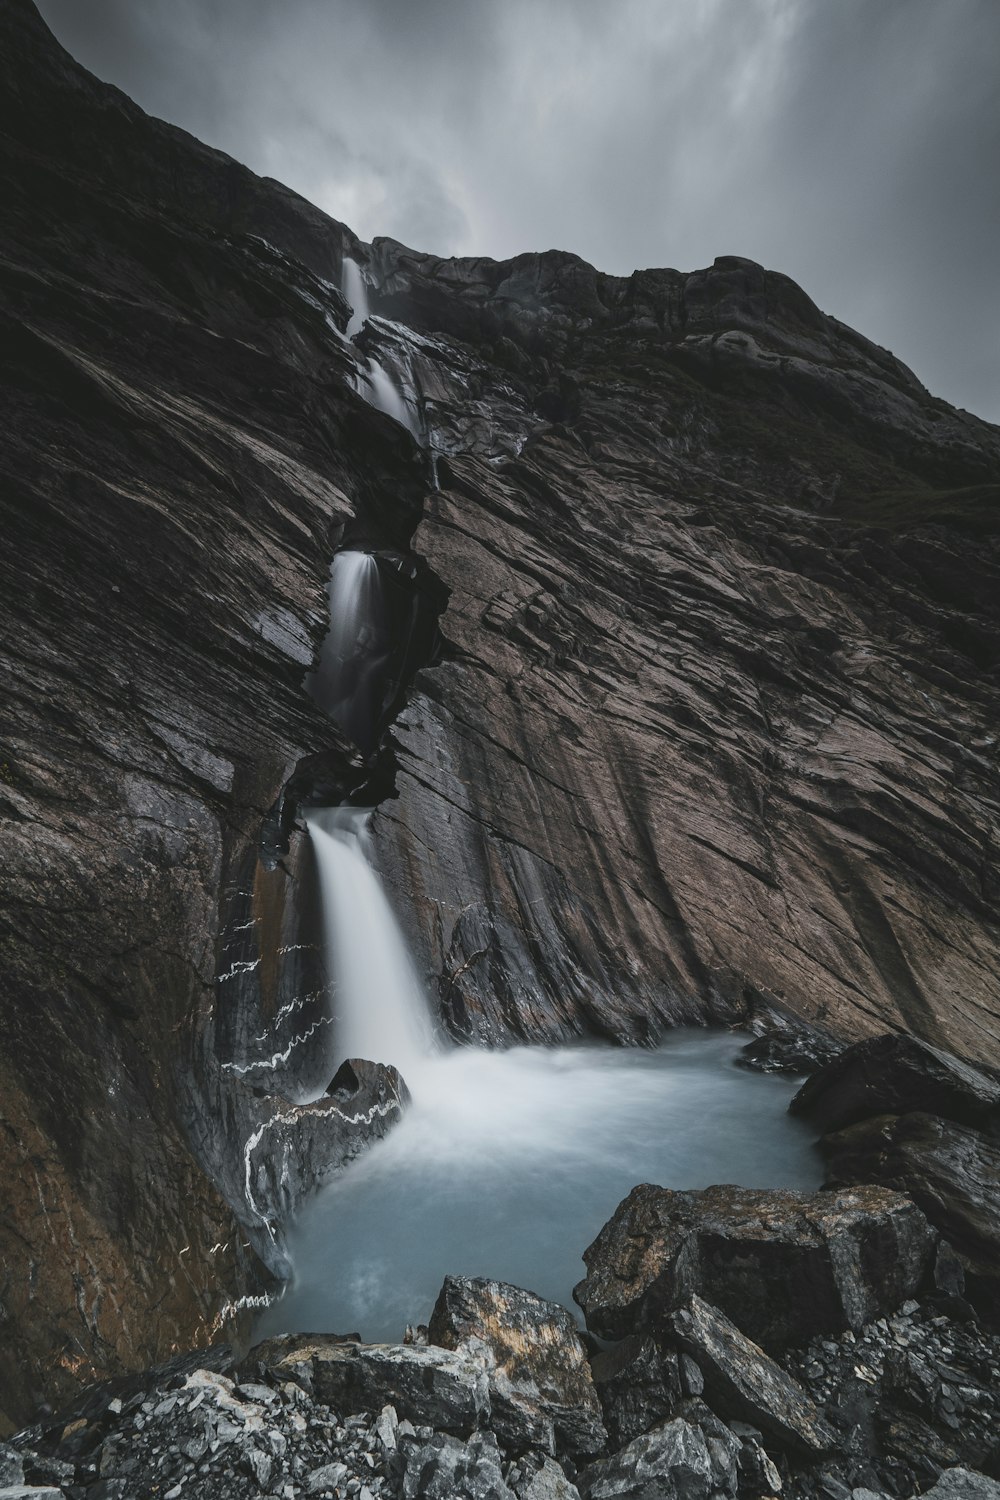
<box><xmin>791</xmin><ymin>1034</ymin><xmax>1000</xmax><ymax>1134</ymax></box>
<box><xmin>266</xmin><ymin>1337</ymin><xmax>490</xmax><ymax>1437</ymax></box>
<box><xmin>576</xmin><ymin>1416</ymin><xmax>724</xmax><ymax>1500</ymax></box>
<box><xmin>428</xmin><ymin>1275</ymin><xmax>606</xmax><ymax>1457</ymax></box>
<box><xmin>574</xmin><ymin>1183</ymin><xmax>937</xmax><ymax>1351</ymax></box>
<box><xmin>517</xmin><ymin>1457</ymin><xmax>583</xmax><ymax>1499</ymax></box>
<box><xmin>244</xmin><ymin>1059</ymin><xmax>409</xmax><ymax>1225</ymax></box>
<box><xmin>0</xmin><ymin>1447</ymin><xmax>24</xmax><ymax>1487</ymax></box>
<box><xmin>921</xmin><ymin>1471</ymin><xmax>1000</xmax><ymax>1500</ymax></box>
<box><xmin>821</xmin><ymin>1112</ymin><xmax>1000</xmax><ymax>1318</ymax></box>
<box><xmin>590</xmin><ymin>1334</ymin><xmax>683</xmax><ymax>1449</ymax></box>
<box><xmin>737</xmin><ymin>1005</ymin><xmax>845</xmax><ymax>1076</ymax></box>
<box><xmin>398</xmin><ymin>1430</ymin><xmax>514</xmax><ymax>1500</ymax></box>
<box><xmin>669</xmin><ymin>1295</ymin><xmax>836</xmax><ymax>1456</ymax></box>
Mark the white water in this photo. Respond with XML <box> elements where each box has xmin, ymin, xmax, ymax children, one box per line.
<box><xmin>257</xmin><ymin>1032</ymin><xmax>822</xmax><ymax>1342</ymax></box>
<box><xmin>308</xmin><ymin>807</ymin><xmax>438</xmax><ymax>1079</ymax></box>
<box><xmin>341</xmin><ymin>256</ymin><xmax>370</xmax><ymax>338</ymax></box>
<box><xmin>307</xmin><ymin>550</ymin><xmax>387</xmax><ymax>749</ymax></box>
<box><xmin>340</xmin><ymin>256</ymin><xmax>422</xmax><ymax>439</ymax></box>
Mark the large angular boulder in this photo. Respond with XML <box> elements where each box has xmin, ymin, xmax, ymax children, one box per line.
<box><xmin>789</xmin><ymin>1034</ymin><xmax>1000</xmax><ymax>1135</ymax></box>
<box><xmin>668</xmin><ymin>1296</ymin><xmax>836</xmax><ymax>1456</ymax></box>
<box><xmin>821</xmin><ymin>1112</ymin><xmax>1000</xmax><ymax>1315</ymax></box>
<box><xmin>577</xmin><ymin>1414</ymin><xmax>737</xmax><ymax>1500</ymax></box>
<box><xmin>574</xmin><ymin>1183</ymin><xmax>937</xmax><ymax>1351</ymax></box>
<box><xmin>428</xmin><ymin>1276</ymin><xmax>606</xmax><ymax>1458</ymax></box>
<box><xmin>259</xmin><ymin>1337</ymin><xmax>490</xmax><ymax>1436</ymax></box>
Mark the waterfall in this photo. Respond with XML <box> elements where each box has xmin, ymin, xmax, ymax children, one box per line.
<box><xmin>304</xmin><ymin>546</ymin><xmax>438</xmax><ymax>1087</ymax></box>
<box><xmin>341</xmin><ymin>256</ymin><xmax>423</xmax><ymax>441</ymax></box>
<box><xmin>341</xmin><ymin>256</ymin><xmax>370</xmax><ymax>339</ymax></box>
<box><xmin>308</xmin><ymin>807</ymin><xmax>438</xmax><ymax>1081</ymax></box>
<box><xmin>307</xmin><ymin>551</ymin><xmax>387</xmax><ymax>753</ymax></box>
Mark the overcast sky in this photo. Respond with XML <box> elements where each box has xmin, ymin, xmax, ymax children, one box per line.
<box><xmin>37</xmin><ymin>0</ymin><xmax>1000</xmax><ymax>423</ymax></box>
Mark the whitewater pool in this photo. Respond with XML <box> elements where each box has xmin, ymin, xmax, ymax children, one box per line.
<box><xmin>255</xmin><ymin>1030</ymin><xmax>822</xmax><ymax>1342</ymax></box>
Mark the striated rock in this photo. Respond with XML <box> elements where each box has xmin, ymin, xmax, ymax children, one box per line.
<box><xmin>669</xmin><ymin>1296</ymin><xmax>836</xmax><ymax>1456</ymax></box>
<box><xmin>577</xmin><ymin>1415</ymin><xmax>733</xmax><ymax>1500</ymax></box>
<box><xmin>574</xmin><ymin>1183</ymin><xmax>937</xmax><ymax>1350</ymax></box>
<box><xmin>790</xmin><ymin>1033</ymin><xmax>1000</xmax><ymax>1134</ymax></box>
<box><xmin>590</xmin><ymin>1335</ymin><xmax>683</xmax><ymax>1449</ymax></box>
<box><xmin>243</xmin><ymin>1058</ymin><xmax>409</xmax><ymax>1230</ymax></box>
<box><xmin>428</xmin><ymin>1275</ymin><xmax>605</xmax><ymax>1457</ymax></box>
<box><xmin>821</xmin><ymin>1112</ymin><xmax>1000</xmax><ymax>1316</ymax></box>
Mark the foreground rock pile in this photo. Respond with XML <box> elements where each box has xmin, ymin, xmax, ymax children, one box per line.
<box><xmin>7</xmin><ymin>1171</ymin><xmax>999</xmax><ymax>1500</ymax></box>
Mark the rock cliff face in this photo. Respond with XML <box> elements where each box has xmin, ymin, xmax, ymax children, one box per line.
<box><xmin>1</xmin><ymin>0</ymin><xmax>999</xmax><ymax>1423</ymax></box>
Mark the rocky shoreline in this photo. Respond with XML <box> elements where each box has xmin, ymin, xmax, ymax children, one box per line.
<box><xmin>4</xmin><ymin>1030</ymin><xmax>999</xmax><ymax>1500</ymax></box>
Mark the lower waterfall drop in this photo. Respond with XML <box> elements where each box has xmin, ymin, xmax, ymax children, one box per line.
<box><xmin>308</xmin><ymin>806</ymin><xmax>438</xmax><ymax>1080</ymax></box>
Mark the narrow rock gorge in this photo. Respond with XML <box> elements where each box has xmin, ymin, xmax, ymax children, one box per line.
<box><xmin>1</xmin><ymin>0</ymin><xmax>999</xmax><ymax>1480</ymax></box>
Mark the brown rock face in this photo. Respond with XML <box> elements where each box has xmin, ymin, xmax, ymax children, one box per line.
<box><xmin>573</xmin><ymin>1183</ymin><xmax>937</xmax><ymax>1350</ymax></box>
<box><xmin>0</xmin><ymin>0</ymin><xmax>422</xmax><ymax>1423</ymax></box>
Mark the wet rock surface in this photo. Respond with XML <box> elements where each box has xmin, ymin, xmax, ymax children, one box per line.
<box><xmin>574</xmin><ymin>1184</ymin><xmax>937</xmax><ymax>1350</ymax></box>
<box><xmin>790</xmin><ymin>1035</ymin><xmax>1000</xmax><ymax>1135</ymax></box>
<box><xmin>820</xmin><ymin>1113</ymin><xmax>1000</xmax><ymax>1318</ymax></box>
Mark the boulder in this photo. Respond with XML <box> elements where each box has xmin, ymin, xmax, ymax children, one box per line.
<box><xmin>577</xmin><ymin>1415</ymin><xmax>734</xmax><ymax>1500</ymax></box>
<box><xmin>428</xmin><ymin>1276</ymin><xmax>606</xmax><ymax>1457</ymax></box>
<box><xmin>920</xmin><ymin>1471</ymin><xmax>1000</xmax><ymax>1500</ymax></box>
<box><xmin>790</xmin><ymin>1034</ymin><xmax>1000</xmax><ymax>1135</ymax></box>
<box><xmin>398</xmin><ymin>1430</ymin><xmax>514</xmax><ymax>1500</ymax></box>
<box><xmin>519</xmin><ymin>1457</ymin><xmax>583</xmax><ymax>1499</ymax></box>
<box><xmin>246</xmin><ymin>1059</ymin><xmax>410</xmax><ymax>1224</ymax></box>
<box><xmin>574</xmin><ymin>1183</ymin><xmax>937</xmax><ymax>1351</ymax></box>
<box><xmin>589</xmin><ymin>1335</ymin><xmax>683</xmax><ymax>1449</ymax></box>
<box><xmin>737</xmin><ymin>1007</ymin><xmax>844</xmax><ymax>1076</ymax></box>
<box><xmin>669</xmin><ymin>1296</ymin><xmax>836</xmax><ymax>1457</ymax></box>
<box><xmin>261</xmin><ymin>1337</ymin><xmax>490</xmax><ymax>1436</ymax></box>
<box><xmin>821</xmin><ymin>1112</ymin><xmax>1000</xmax><ymax>1316</ymax></box>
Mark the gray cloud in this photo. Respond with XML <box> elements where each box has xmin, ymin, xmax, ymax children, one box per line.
<box><xmin>36</xmin><ymin>0</ymin><xmax>1000</xmax><ymax>421</ymax></box>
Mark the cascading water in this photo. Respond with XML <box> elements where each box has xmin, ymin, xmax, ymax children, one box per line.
<box><xmin>340</xmin><ymin>257</ymin><xmax>422</xmax><ymax>440</ymax></box>
<box><xmin>262</xmin><ymin>309</ymin><xmax>822</xmax><ymax>1346</ymax></box>
<box><xmin>307</xmin><ymin>806</ymin><xmax>437</xmax><ymax>1079</ymax></box>
<box><xmin>307</xmin><ymin>550</ymin><xmax>387</xmax><ymax>753</ymax></box>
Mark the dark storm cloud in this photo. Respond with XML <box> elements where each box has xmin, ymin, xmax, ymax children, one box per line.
<box><xmin>36</xmin><ymin>0</ymin><xmax>1000</xmax><ymax>421</ymax></box>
